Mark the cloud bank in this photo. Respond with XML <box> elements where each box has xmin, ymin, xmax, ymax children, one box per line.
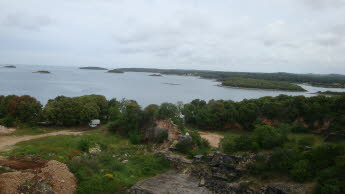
<box><xmin>0</xmin><ymin>0</ymin><xmax>345</xmax><ymax>74</ymax></box>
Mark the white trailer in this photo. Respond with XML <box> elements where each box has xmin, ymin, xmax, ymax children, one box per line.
<box><xmin>89</xmin><ymin>119</ymin><xmax>101</xmax><ymax>128</ymax></box>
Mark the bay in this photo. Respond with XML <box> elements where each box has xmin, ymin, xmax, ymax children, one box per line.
<box><xmin>1</xmin><ymin>65</ymin><xmax>345</xmax><ymax>106</ymax></box>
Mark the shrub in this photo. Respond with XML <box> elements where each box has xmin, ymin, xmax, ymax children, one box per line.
<box><xmin>175</xmin><ymin>138</ymin><xmax>194</xmax><ymax>154</ymax></box>
<box><xmin>269</xmin><ymin>147</ymin><xmax>302</xmax><ymax>173</ymax></box>
<box><xmin>247</xmin><ymin>161</ymin><xmax>268</xmax><ymax>175</ymax></box>
<box><xmin>297</xmin><ymin>136</ymin><xmax>315</xmax><ymax>147</ymax></box>
<box><xmin>128</xmin><ymin>130</ymin><xmax>143</xmax><ymax>145</ymax></box>
<box><xmin>154</xmin><ymin>130</ymin><xmax>168</xmax><ymax>143</ymax></box>
<box><xmin>290</xmin><ymin>160</ymin><xmax>311</xmax><ymax>182</ymax></box>
<box><xmin>222</xmin><ymin>139</ymin><xmax>236</xmax><ymax>154</ymax></box>
<box><xmin>253</xmin><ymin>125</ymin><xmax>288</xmax><ymax>149</ymax></box>
<box><xmin>291</xmin><ymin>124</ymin><xmax>309</xmax><ymax>133</ymax></box>
<box><xmin>174</xmin><ymin>131</ymin><xmax>211</xmax><ymax>156</ymax></box>
<box><xmin>78</xmin><ymin>139</ymin><xmax>95</xmax><ymax>152</ymax></box>
<box><xmin>222</xmin><ymin>135</ymin><xmax>259</xmax><ymax>153</ymax></box>
<box><xmin>234</xmin><ymin>136</ymin><xmax>256</xmax><ymax>151</ymax></box>
<box><xmin>0</xmin><ymin>116</ymin><xmax>15</xmax><ymax>127</ymax></box>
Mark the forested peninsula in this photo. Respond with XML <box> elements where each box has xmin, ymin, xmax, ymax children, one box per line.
<box><xmin>113</xmin><ymin>68</ymin><xmax>345</xmax><ymax>91</ymax></box>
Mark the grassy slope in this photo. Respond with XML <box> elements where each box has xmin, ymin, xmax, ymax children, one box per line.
<box><xmin>1</xmin><ymin>130</ymin><xmax>171</xmax><ymax>194</ymax></box>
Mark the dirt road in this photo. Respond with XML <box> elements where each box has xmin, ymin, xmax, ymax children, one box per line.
<box><xmin>198</xmin><ymin>132</ymin><xmax>224</xmax><ymax>148</ymax></box>
<box><xmin>0</xmin><ymin>131</ymin><xmax>84</xmax><ymax>152</ymax></box>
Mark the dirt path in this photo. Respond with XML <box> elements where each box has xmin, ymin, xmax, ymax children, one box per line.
<box><xmin>0</xmin><ymin>131</ymin><xmax>84</xmax><ymax>152</ymax></box>
<box><xmin>198</xmin><ymin>132</ymin><xmax>224</xmax><ymax>148</ymax></box>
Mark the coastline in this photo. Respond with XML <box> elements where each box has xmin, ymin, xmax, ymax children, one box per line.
<box><xmin>217</xmin><ymin>84</ymin><xmax>308</xmax><ymax>92</ymax></box>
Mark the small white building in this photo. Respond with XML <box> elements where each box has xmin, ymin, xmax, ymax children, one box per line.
<box><xmin>89</xmin><ymin>119</ymin><xmax>101</xmax><ymax>128</ymax></box>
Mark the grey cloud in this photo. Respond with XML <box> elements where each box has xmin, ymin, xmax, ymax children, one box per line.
<box><xmin>1</xmin><ymin>0</ymin><xmax>345</xmax><ymax>74</ymax></box>
<box><xmin>313</xmin><ymin>24</ymin><xmax>345</xmax><ymax>46</ymax></box>
<box><xmin>2</xmin><ymin>13</ymin><xmax>54</xmax><ymax>31</ymax></box>
<box><xmin>300</xmin><ymin>0</ymin><xmax>345</xmax><ymax>9</ymax></box>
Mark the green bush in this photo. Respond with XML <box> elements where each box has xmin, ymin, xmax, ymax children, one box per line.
<box><xmin>174</xmin><ymin>131</ymin><xmax>211</xmax><ymax>156</ymax></box>
<box><xmin>222</xmin><ymin>136</ymin><xmax>258</xmax><ymax>154</ymax></box>
<box><xmin>297</xmin><ymin>136</ymin><xmax>315</xmax><ymax>147</ymax></box>
<box><xmin>290</xmin><ymin>160</ymin><xmax>311</xmax><ymax>182</ymax></box>
<box><xmin>222</xmin><ymin>125</ymin><xmax>287</xmax><ymax>153</ymax></box>
<box><xmin>128</xmin><ymin>131</ymin><xmax>143</xmax><ymax>145</ymax></box>
<box><xmin>175</xmin><ymin>138</ymin><xmax>194</xmax><ymax>154</ymax></box>
<box><xmin>0</xmin><ymin>116</ymin><xmax>15</xmax><ymax>127</ymax></box>
<box><xmin>253</xmin><ymin>125</ymin><xmax>288</xmax><ymax>149</ymax></box>
<box><xmin>291</xmin><ymin>124</ymin><xmax>309</xmax><ymax>133</ymax></box>
<box><xmin>154</xmin><ymin>130</ymin><xmax>168</xmax><ymax>143</ymax></box>
<box><xmin>78</xmin><ymin>139</ymin><xmax>94</xmax><ymax>152</ymax></box>
<box><xmin>269</xmin><ymin>147</ymin><xmax>302</xmax><ymax>173</ymax></box>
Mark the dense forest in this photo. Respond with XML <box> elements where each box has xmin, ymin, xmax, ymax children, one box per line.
<box><xmin>115</xmin><ymin>68</ymin><xmax>345</xmax><ymax>89</ymax></box>
<box><xmin>1</xmin><ymin>94</ymin><xmax>345</xmax><ymax>193</ymax></box>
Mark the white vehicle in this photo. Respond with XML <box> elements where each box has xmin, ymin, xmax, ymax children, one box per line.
<box><xmin>89</xmin><ymin>119</ymin><xmax>101</xmax><ymax>128</ymax></box>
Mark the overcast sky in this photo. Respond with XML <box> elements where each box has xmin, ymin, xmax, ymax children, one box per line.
<box><xmin>0</xmin><ymin>0</ymin><xmax>345</xmax><ymax>74</ymax></box>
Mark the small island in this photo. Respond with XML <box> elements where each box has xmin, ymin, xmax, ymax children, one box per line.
<box><xmin>163</xmin><ymin>82</ymin><xmax>180</xmax><ymax>86</ymax></box>
<box><xmin>79</xmin><ymin>67</ymin><xmax>108</xmax><ymax>70</ymax></box>
<box><xmin>33</xmin><ymin>70</ymin><xmax>51</xmax><ymax>74</ymax></box>
<box><xmin>107</xmin><ymin>69</ymin><xmax>124</xmax><ymax>73</ymax></box>
<box><xmin>3</xmin><ymin>65</ymin><xmax>16</xmax><ymax>68</ymax></box>
<box><xmin>149</xmin><ymin>74</ymin><xmax>162</xmax><ymax>77</ymax></box>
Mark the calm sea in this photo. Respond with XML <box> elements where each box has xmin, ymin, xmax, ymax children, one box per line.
<box><xmin>1</xmin><ymin>65</ymin><xmax>345</xmax><ymax>107</ymax></box>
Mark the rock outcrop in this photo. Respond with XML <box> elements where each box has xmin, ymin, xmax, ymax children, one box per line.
<box><xmin>145</xmin><ymin>120</ymin><xmax>181</xmax><ymax>142</ymax></box>
<box><xmin>191</xmin><ymin>152</ymin><xmax>257</xmax><ymax>193</ymax></box>
<box><xmin>132</xmin><ymin>149</ymin><xmax>310</xmax><ymax>194</ymax></box>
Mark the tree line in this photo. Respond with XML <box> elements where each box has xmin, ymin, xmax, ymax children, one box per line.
<box><xmin>1</xmin><ymin>94</ymin><xmax>345</xmax><ymax>135</ymax></box>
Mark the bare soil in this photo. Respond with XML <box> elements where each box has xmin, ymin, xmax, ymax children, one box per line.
<box><xmin>0</xmin><ymin>160</ymin><xmax>77</xmax><ymax>194</ymax></box>
<box><xmin>0</xmin><ymin>156</ymin><xmax>46</xmax><ymax>170</ymax></box>
<box><xmin>198</xmin><ymin>132</ymin><xmax>224</xmax><ymax>148</ymax></box>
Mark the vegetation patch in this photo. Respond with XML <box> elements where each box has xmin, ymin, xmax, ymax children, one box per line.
<box><xmin>2</xmin><ymin>131</ymin><xmax>171</xmax><ymax>194</ymax></box>
<box><xmin>107</xmin><ymin>69</ymin><xmax>124</xmax><ymax>73</ymax></box>
<box><xmin>222</xmin><ymin>78</ymin><xmax>305</xmax><ymax>91</ymax></box>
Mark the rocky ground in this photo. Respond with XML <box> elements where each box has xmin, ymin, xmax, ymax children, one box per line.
<box><xmin>130</xmin><ymin>151</ymin><xmax>311</xmax><ymax>194</ymax></box>
<box><xmin>0</xmin><ymin>125</ymin><xmax>16</xmax><ymax>135</ymax></box>
<box><xmin>130</xmin><ymin>124</ymin><xmax>311</xmax><ymax>194</ymax></box>
<box><xmin>131</xmin><ymin>171</ymin><xmax>212</xmax><ymax>194</ymax></box>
